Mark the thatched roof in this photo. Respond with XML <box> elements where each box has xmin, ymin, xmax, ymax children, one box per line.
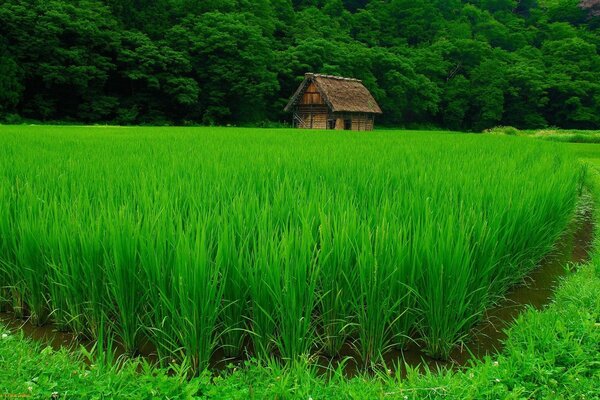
<box><xmin>284</xmin><ymin>73</ymin><xmax>383</xmax><ymax>114</ymax></box>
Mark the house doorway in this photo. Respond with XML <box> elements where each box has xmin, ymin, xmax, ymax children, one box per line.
<box><xmin>344</xmin><ymin>119</ymin><xmax>352</xmax><ymax>130</ymax></box>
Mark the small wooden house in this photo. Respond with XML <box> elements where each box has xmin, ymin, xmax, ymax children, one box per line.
<box><xmin>284</xmin><ymin>73</ymin><xmax>383</xmax><ymax>131</ymax></box>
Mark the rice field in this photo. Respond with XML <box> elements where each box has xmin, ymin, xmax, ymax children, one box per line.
<box><xmin>0</xmin><ymin>126</ymin><xmax>583</xmax><ymax>373</ymax></box>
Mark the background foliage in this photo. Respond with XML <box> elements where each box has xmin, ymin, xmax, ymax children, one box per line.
<box><xmin>0</xmin><ymin>0</ymin><xmax>599</xmax><ymax>129</ymax></box>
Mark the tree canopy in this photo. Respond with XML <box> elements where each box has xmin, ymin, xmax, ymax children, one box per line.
<box><xmin>0</xmin><ymin>0</ymin><xmax>599</xmax><ymax>130</ymax></box>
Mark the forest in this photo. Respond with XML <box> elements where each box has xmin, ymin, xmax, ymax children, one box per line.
<box><xmin>0</xmin><ymin>0</ymin><xmax>599</xmax><ymax>130</ymax></box>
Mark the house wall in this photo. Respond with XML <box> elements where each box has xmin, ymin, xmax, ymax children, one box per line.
<box><xmin>300</xmin><ymin>83</ymin><xmax>325</xmax><ymax>105</ymax></box>
<box><xmin>365</xmin><ymin>115</ymin><xmax>374</xmax><ymax>131</ymax></box>
<box><xmin>331</xmin><ymin>113</ymin><xmax>375</xmax><ymax>131</ymax></box>
<box><xmin>295</xmin><ymin>110</ymin><xmax>375</xmax><ymax>130</ymax></box>
<box><xmin>296</xmin><ymin>105</ymin><xmax>328</xmax><ymax>129</ymax></box>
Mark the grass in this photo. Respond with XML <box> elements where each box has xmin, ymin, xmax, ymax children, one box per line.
<box><xmin>486</xmin><ymin>126</ymin><xmax>600</xmax><ymax>143</ymax></box>
<box><xmin>0</xmin><ymin>126</ymin><xmax>583</xmax><ymax>374</ymax></box>
<box><xmin>1</xmin><ymin>128</ymin><xmax>600</xmax><ymax>398</ymax></box>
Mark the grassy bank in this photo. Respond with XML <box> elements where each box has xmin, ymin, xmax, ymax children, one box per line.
<box><xmin>486</xmin><ymin>126</ymin><xmax>600</xmax><ymax>143</ymax></box>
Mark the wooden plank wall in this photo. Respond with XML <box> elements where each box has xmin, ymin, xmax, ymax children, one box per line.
<box><xmin>365</xmin><ymin>116</ymin><xmax>374</xmax><ymax>131</ymax></box>
<box><xmin>295</xmin><ymin>109</ymin><xmax>375</xmax><ymax>131</ymax></box>
<box><xmin>343</xmin><ymin>113</ymin><xmax>375</xmax><ymax>131</ymax></box>
<box><xmin>351</xmin><ymin>114</ymin><xmax>361</xmax><ymax>131</ymax></box>
<box><xmin>300</xmin><ymin>83</ymin><xmax>324</xmax><ymax>105</ymax></box>
<box><xmin>297</xmin><ymin>105</ymin><xmax>328</xmax><ymax>129</ymax></box>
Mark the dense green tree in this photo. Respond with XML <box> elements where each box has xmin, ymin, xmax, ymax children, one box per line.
<box><xmin>371</xmin><ymin>0</ymin><xmax>445</xmax><ymax>46</ymax></box>
<box><xmin>469</xmin><ymin>58</ymin><xmax>508</xmax><ymax>130</ymax></box>
<box><xmin>368</xmin><ymin>48</ymin><xmax>440</xmax><ymax>125</ymax></box>
<box><xmin>502</xmin><ymin>49</ymin><xmax>549</xmax><ymax>128</ymax></box>
<box><xmin>543</xmin><ymin>0</ymin><xmax>588</xmax><ymax>24</ymax></box>
<box><xmin>349</xmin><ymin>10</ymin><xmax>381</xmax><ymax>46</ymax></box>
<box><xmin>542</xmin><ymin>37</ymin><xmax>600</xmax><ymax>127</ymax></box>
<box><xmin>113</xmin><ymin>31</ymin><xmax>199</xmax><ymax>124</ymax></box>
<box><xmin>0</xmin><ymin>0</ymin><xmax>120</xmax><ymax>121</ymax></box>
<box><xmin>167</xmin><ymin>12</ymin><xmax>279</xmax><ymax>124</ymax></box>
<box><xmin>0</xmin><ymin>0</ymin><xmax>599</xmax><ymax>129</ymax></box>
<box><xmin>442</xmin><ymin>75</ymin><xmax>471</xmax><ymax>129</ymax></box>
<box><xmin>0</xmin><ymin>47</ymin><xmax>22</xmax><ymax>116</ymax></box>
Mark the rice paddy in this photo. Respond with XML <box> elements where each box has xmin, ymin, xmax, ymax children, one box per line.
<box><xmin>0</xmin><ymin>126</ymin><xmax>584</xmax><ymax>374</ymax></box>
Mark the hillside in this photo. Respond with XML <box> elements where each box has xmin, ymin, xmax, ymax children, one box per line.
<box><xmin>0</xmin><ymin>0</ymin><xmax>599</xmax><ymax>129</ymax></box>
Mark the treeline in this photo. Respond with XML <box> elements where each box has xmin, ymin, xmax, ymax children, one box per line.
<box><xmin>0</xmin><ymin>0</ymin><xmax>599</xmax><ymax>130</ymax></box>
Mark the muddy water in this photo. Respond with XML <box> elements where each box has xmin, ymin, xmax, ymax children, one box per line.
<box><xmin>0</xmin><ymin>200</ymin><xmax>594</xmax><ymax>375</ymax></box>
<box><xmin>0</xmin><ymin>313</ymin><xmax>162</xmax><ymax>369</ymax></box>
<box><xmin>0</xmin><ymin>314</ymin><xmax>83</xmax><ymax>352</ymax></box>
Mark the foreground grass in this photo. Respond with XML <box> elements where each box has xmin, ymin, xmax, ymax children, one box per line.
<box><xmin>1</xmin><ymin>136</ymin><xmax>600</xmax><ymax>399</ymax></box>
<box><xmin>2</xmin><ymin>257</ymin><xmax>599</xmax><ymax>399</ymax></box>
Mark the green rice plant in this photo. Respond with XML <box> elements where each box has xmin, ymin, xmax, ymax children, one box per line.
<box><xmin>0</xmin><ymin>174</ymin><xmax>14</xmax><ymax>312</ymax></box>
<box><xmin>272</xmin><ymin>217</ymin><xmax>320</xmax><ymax>362</ymax></box>
<box><xmin>0</xmin><ymin>126</ymin><xmax>582</xmax><ymax>369</ymax></box>
<box><xmin>46</xmin><ymin>212</ymin><xmax>108</xmax><ymax>338</ymax></box>
<box><xmin>316</xmin><ymin>210</ymin><xmax>359</xmax><ymax>357</ymax></box>
<box><xmin>167</xmin><ymin>216</ymin><xmax>224</xmax><ymax>373</ymax></box>
<box><xmin>386</xmin><ymin>219</ymin><xmax>418</xmax><ymax>350</ymax></box>
<box><xmin>415</xmin><ymin>206</ymin><xmax>482</xmax><ymax>359</ymax></box>
<box><xmin>138</xmin><ymin>207</ymin><xmax>180</xmax><ymax>364</ymax></box>
<box><xmin>348</xmin><ymin>222</ymin><xmax>406</xmax><ymax>366</ymax></box>
<box><xmin>46</xmin><ymin>225</ymin><xmax>72</xmax><ymax>332</ymax></box>
<box><xmin>104</xmin><ymin>211</ymin><xmax>144</xmax><ymax>355</ymax></box>
<box><xmin>247</xmin><ymin>226</ymin><xmax>281</xmax><ymax>360</ymax></box>
<box><xmin>13</xmin><ymin>205</ymin><xmax>50</xmax><ymax>326</ymax></box>
<box><xmin>217</xmin><ymin>214</ymin><xmax>250</xmax><ymax>359</ymax></box>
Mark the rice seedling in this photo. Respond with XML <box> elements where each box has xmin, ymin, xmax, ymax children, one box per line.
<box><xmin>217</xmin><ymin>202</ymin><xmax>251</xmax><ymax>359</ymax></box>
<box><xmin>317</xmin><ymin>210</ymin><xmax>358</xmax><ymax>357</ymax></box>
<box><xmin>0</xmin><ymin>126</ymin><xmax>581</xmax><ymax>371</ymax></box>
<box><xmin>272</xmin><ymin>217</ymin><xmax>320</xmax><ymax>362</ymax></box>
<box><xmin>168</xmin><ymin>215</ymin><xmax>224</xmax><ymax>372</ymax></box>
<box><xmin>104</xmin><ymin>213</ymin><xmax>145</xmax><ymax>355</ymax></box>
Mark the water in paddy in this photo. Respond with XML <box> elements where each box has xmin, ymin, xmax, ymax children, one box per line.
<box><xmin>0</xmin><ymin>195</ymin><xmax>594</xmax><ymax>376</ymax></box>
